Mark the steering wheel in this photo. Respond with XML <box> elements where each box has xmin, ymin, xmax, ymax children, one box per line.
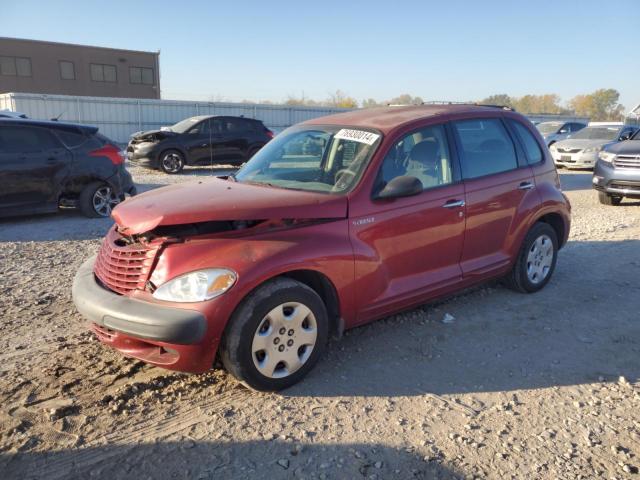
<box><xmin>332</xmin><ymin>169</ymin><xmax>356</xmax><ymax>191</ymax></box>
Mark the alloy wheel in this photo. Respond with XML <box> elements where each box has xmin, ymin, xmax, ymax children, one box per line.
<box><xmin>162</xmin><ymin>153</ymin><xmax>183</xmax><ymax>173</ymax></box>
<box><xmin>92</xmin><ymin>186</ymin><xmax>119</xmax><ymax>217</ymax></box>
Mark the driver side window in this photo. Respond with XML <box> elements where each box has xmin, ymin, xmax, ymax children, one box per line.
<box><xmin>378</xmin><ymin>124</ymin><xmax>453</xmax><ymax>191</ymax></box>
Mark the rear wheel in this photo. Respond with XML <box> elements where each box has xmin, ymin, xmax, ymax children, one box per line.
<box><xmin>221</xmin><ymin>278</ymin><xmax>329</xmax><ymax>391</ymax></box>
<box><xmin>159</xmin><ymin>149</ymin><xmax>185</xmax><ymax>174</ymax></box>
<box><xmin>78</xmin><ymin>181</ymin><xmax>120</xmax><ymax>218</ymax></box>
<box><xmin>504</xmin><ymin>222</ymin><xmax>558</xmax><ymax>293</ymax></box>
<box><xmin>598</xmin><ymin>192</ymin><xmax>622</xmax><ymax>206</ymax></box>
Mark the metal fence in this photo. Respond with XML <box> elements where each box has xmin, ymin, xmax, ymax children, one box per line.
<box><xmin>0</xmin><ymin>92</ymin><xmax>352</xmax><ymax>143</ymax></box>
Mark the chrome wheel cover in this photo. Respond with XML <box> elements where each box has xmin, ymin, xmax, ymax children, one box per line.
<box><xmin>92</xmin><ymin>186</ymin><xmax>119</xmax><ymax>217</ymax></box>
<box><xmin>251</xmin><ymin>302</ymin><xmax>318</xmax><ymax>379</ymax></box>
<box><xmin>162</xmin><ymin>153</ymin><xmax>183</xmax><ymax>173</ymax></box>
<box><xmin>526</xmin><ymin>234</ymin><xmax>554</xmax><ymax>284</ymax></box>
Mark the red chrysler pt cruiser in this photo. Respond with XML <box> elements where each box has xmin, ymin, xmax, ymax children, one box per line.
<box><xmin>73</xmin><ymin>104</ymin><xmax>571</xmax><ymax>391</ymax></box>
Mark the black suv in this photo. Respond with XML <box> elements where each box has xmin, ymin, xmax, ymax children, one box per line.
<box><xmin>0</xmin><ymin>119</ymin><xmax>135</xmax><ymax>218</ymax></box>
<box><xmin>126</xmin><ymin>115</ymin><xmax>274</xmax><ymax>174</ymax></box>
<box><xmin>593</xmin><ymin>127</ymin><xmax>640</xmax><ymax>205</ymax></box>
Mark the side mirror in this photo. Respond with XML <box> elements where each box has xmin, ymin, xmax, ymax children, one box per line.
<box><xmin>376</xmin><ymin>175</ymin><xmax>423</xmax><ymax>199</ymax></box>
<box><xmin>559</xmin><ymin>129</ymin><xmax>568</xmax><ymax>134</ymax></box>
<box><xmin>619</xmin><ymin>133</ymin><xmax>632</xmax><ymax>141</ymax></box>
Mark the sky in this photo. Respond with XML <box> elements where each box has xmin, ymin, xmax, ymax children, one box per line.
<box><xmin>2</xmin><ymin>0</ymin><xmax>639</xmax><ymax>111</ymax></box>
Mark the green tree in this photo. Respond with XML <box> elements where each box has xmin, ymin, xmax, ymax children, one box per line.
<box><xmin>362</xmin><ymin>98</ymin><xmax>382</xmax><ymax>108</ymax></box>
<box><xmin>387</xmin><ymin>94</ymin><xmax>423</xmax><ymax>105</ymax></box>
<box><xmin>480</xmin><ymin>94</ymin><xmax>513</xmax><ymax>107</ymax></box>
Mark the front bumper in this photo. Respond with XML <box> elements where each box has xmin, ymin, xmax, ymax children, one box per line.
<box><xmin>552</xmin><ymin>150</ymin><xmax>598</xmax><ymax>169</ymax></box>
<box><xmin>593</xmin><ymin>161</ymin><xmax>640</xmax><ymax>197</ymax></box>
<box><xmin>72</xmin><ymin>257</ymin><xmax>215</xmax><ymax>372</ymax></box>
<box><xmin>126</xmin><ymin>144</ymin><xmax>160</xmax><ymax>168</ymax></box>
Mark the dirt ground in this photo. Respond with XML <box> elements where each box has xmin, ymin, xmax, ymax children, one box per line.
<box><xmin>0</xmin><ymin>164</ymin><xmax>639</xmax><ymax>480</ymax></box>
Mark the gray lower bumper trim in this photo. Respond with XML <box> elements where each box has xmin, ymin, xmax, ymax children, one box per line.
<box><xmin>72</xmin><ymin>257</ymin><xmax>206</xmax><ymax>344</ymax></box>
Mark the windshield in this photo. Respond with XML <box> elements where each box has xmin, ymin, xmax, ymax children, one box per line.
<box><xmin>235</xmin><ymin>126</ymin><xmax>381</xmax><ymax>194</ymax></box>
<box><xmin>169</xmin><ymin>117</ymin><xmax>202</xmax><ymax>133</ymax></box>
<box><xmin>536</xmin><ymin>122</ymin><xmax>562</xmax><ymax>135</ymax></box>
<box><xmin>631</xmin><ymin>129</ymin><xmax>640</xmax><ymax>140</ymax></box>
<box><xmin>570</xmin><ymin>126</ymin><xmax>620</xmax><ymax>140</ymax></box>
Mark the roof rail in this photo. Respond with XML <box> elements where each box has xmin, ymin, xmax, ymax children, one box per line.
<box><xmin>421</xmin><ymin>101</ymin><xmax>515</xmax><ymax>111</ymax></box>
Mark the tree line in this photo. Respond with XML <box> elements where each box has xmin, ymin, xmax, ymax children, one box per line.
<box><xmin>240</xmin><ymin>88</ymin><xmax>627</xmax><ymax>121</ymax></box>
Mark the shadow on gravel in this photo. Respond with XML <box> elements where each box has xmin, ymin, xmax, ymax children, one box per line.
<box><xmin>558</xmin><ymin>171</ymin><xmax>592</xmax><ymax>192</ymax></box>
<box><xmin>286</xmin><ymin>239</ymin><xmax>640</xmax><ymax>398</ymax></box>
<box><xmin>0</xmin><ymin>440</ymin><xmax>461</xmax><ymax>480</ymax></box>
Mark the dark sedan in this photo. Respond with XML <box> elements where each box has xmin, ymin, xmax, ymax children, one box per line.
<box><xmin>126</xmin><ymin>115</ymin><xmax>274</xmax><ymax>174</ymax></box>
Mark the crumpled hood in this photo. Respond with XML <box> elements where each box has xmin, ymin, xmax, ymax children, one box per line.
<box><xmin>131</xmin><ymin>129</ymin><xmax>178</xmax><ymax>141</ymax></box>
<box><xmin>554</xmin><ymin>138</ymin><xmax>611</xmax><ymax>150</ymax></box>
<box><xmin>112</xmin><ymin>178</ymin><xmax>348</xmax><ymax>235</ymax></box>
<box><xmin>604</xmin><ymin>140</ymin><xmax>640</xmax><ymax>155</ymax></box>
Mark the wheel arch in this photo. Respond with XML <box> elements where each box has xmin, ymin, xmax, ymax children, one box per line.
<box><xmin>158</xmin><ymin>146</ymin><xmax>188</xmax><ymax>165</ymax></box>
<box><xmin>279</xmin><ymin>269</ymin><xmax>342</xmax><ymax>337</ymax></box>
<box><xmin>534</xmin><ymin>212</ymin><xmax>567</xmax><ymax>249</ymax></box>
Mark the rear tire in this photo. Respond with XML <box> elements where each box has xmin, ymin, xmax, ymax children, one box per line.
<box><xmin>220</xmin><ymin>278</ymin><xmax>329</xmax><ymax>391</ymax></box>
<box><xmin>504</xmin><ymin>222</ymin><xmax>558</xmax><ymax>293</ymax></box>
<box><xmin>598</xmin><ymin>192</ymin><xmax>622</xmax><ymax>206</ymax></box>
<box><xmin>159</xmin><ymin>149</ymin><xmax>185</xmax><ymax>174</ymax></box>
<box><xmin>78</xmin><ymin>182</ymin><xmax>120</xmax><ymax>218</ymax></box>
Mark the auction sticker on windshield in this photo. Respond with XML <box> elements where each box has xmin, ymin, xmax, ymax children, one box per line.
<box><xmin>334</xmin><ymin>129</ymin><xmax>380</xmax><ymax>145</ymax></box>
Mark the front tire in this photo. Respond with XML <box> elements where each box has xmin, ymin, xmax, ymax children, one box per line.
<box><xmin>159</xmin><ymin>149</ymin><xmax>185</xmax><ymax>174</ymax></box>
<box><xmin>221</xmin><ymin>278</ymin><xmax>329</xmax><ymax>391</ymax></box>
<box><xmin>504</xmin><ymin>222</ymin><xmax>558</xmax><ymax>293</ymax></box>
<box><xmin>598</xmin><ymin>192</ymin><xmax>622</xmax><ymax>206</ymax></box>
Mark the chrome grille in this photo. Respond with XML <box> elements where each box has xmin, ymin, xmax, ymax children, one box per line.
<box><xmin>614</xmin><ymin>155</ymin><xmax>640</xmax><ymax>169</ymax></box>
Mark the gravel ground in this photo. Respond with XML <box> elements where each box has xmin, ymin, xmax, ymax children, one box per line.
<box><xmin>0</xmin><ymin>164</ymin><xmax>639</xmax><ymax>480</ymax></box>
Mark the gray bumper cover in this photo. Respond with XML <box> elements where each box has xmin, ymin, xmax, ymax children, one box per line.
<box><xmin>72</xmin><ymin>257</ymin><xmax>206</xmax><ymax>344</ymax></box>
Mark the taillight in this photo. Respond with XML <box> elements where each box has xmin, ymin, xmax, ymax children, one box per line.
<box><xmin>265</xmin><ymin>129</ymin><xmax>274</xmax><ymax>139</ymax></box>
<box><xmin>89</xmin><ymin>144</ymin><xmax>124</xmax><ymax>165</ymax></box>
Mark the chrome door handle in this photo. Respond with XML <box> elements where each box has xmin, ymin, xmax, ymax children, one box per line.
<box><xmin>518</xmin><ymin>181</ymin><xmax>534</xmax><ymax>190</ymax></box>
<box><xmin>442</xmin><ymin>199</ymin><xmax>465</xmax><ymax>208</ymax></box>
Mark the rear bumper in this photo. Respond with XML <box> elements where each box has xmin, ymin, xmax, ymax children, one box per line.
<box><xmin>72</xmin><ymin>257</ymin><xmax>216</xmax><ymax>372</ymax></box>
<box><xmin>593</xmin><ymin>161</ymin><xmax>640</xmax><ymax>197</ymax></box>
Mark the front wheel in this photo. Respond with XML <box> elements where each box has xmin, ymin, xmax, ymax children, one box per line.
<box><xmin>598</xmin><ymin>192</ymin><xmax>622</xmax><ymax>206</ymax></box>
<box><xmin>504</xmin><ymin>222</ymin><xmax>558</xmax><ymax>293</ymax></box>
<box><xmin>159</xmin><ymin>149</ymin><xmax>185</xmax><ymax>174</ymax></box>
<box><xmin>220</xmin><ymin>278</ymin><xmax>329</xmax><ymax>391</ymax></box>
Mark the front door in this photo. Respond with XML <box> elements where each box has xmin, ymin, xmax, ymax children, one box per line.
<box><xmin>350</xmin><ymin>123</ymin><xmax>466</xmax><ymax>324</ymax></box>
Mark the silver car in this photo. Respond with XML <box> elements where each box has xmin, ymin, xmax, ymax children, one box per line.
<box><xmin>550</xmin><ymin>124</ymin><xmax>637</xmax><ymax>169</ymax></box>
<box><xmin>536</xmin><ymin>121</ymin><xmax>586</xmax><ymax>147</ymax></box>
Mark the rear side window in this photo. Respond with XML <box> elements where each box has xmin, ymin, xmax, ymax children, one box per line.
<box><xmin>0</xmin><ymin>126</ymin><xmax>59</xmax><ymax>153</ymax></box>
<box><xmin>452</xmin><ymin>118</ymin><xmax>518</xmax><ymax>179</ymax></box>
<box><xmin>511</xmin><ymin>121</ymin><xmax>543</xmax><ymax>165</ymax></box>
<box><xmin>53</xmin><ymin>128</ymin><xmax>88</xmax><ymax>148</ymax></box>
<box><xmin>224</xmin><ymin>118</ymin><xmax>246</xmax><ymax>133</ymax></box>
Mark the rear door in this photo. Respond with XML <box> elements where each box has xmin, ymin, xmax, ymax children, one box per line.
<box><xmin>452</xmin><ymin>117</ymin><xmax>537</xmax><ymax>277</ymax></box>
<box><xmin>350</xmin><ymin>123</ymin><xmax>466</xmax><ymax>323</ymax></box>
<box><xmin>213</xmin><ymin>117</ymin><xmax>249</xmax><ymax>163</ymax></box>
<box><xmin>0</xmin><ymin>124</ymin><xmax>71</xmax><ymax>212</ymax></box>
